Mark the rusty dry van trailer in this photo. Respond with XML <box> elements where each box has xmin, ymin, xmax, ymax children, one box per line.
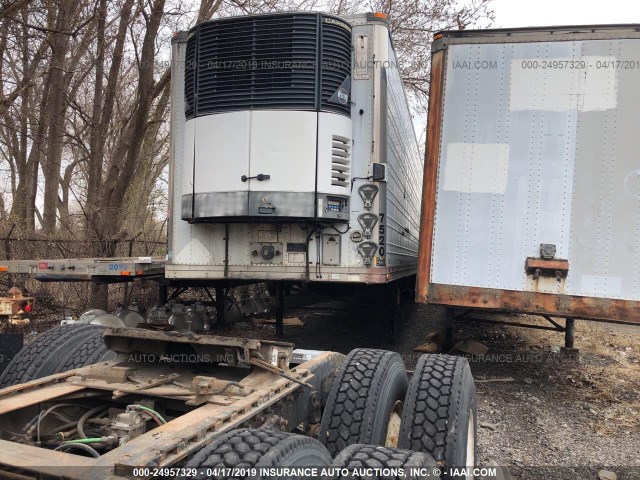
<box><xmin>416</xmin><ymin>25</ymin><xmax>640</xmax><ymax>346</ymax></box>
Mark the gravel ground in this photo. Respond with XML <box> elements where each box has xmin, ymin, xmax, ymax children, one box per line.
<box><xmin>222</xmin><ymin>292</ymin><xmax>640</xmax><ymax>480</ymax></box>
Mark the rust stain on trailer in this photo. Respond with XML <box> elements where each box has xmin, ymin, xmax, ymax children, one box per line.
<box><xmin>524</xmin><ymin>258</ymin><xmax>569</xmax><ymax>294</ymax></box>
<box><xmin>428</xmin><ymin>283</ymin><xmax>640</xmax><ymax>324</ymax></box>
<box><xmin>416</xmin><ymin>49</ymin><xmax>445</xmax><ymax>303</ymax></box>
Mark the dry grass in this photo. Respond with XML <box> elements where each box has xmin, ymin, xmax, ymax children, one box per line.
<box><xmin>563</xmin><ymin>322</ymin><xmax>639</xmax><ymax>433</ymax></box>
<box><xmin>497</xmin><ymin>316</ymin><xmax>640</xmax><ymax>434</ymax></box>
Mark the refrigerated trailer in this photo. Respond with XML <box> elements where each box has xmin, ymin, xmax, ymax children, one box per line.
<box><xmin>416</xmin><ymin>25</ymin><xmax>640</xmax><ymax>346</ymax></box>
<box><xmin>168</xmin><ymin>12</ymin><xmax>423</xmax><ymax>286</ymax></box>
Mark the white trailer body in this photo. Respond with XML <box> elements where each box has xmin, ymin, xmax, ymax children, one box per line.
<box><xmin>417</xmin><ymin>25</ymin><xmax>640</xmax><ymax>323</ymax></box>
<box><xmin>167</xmin><ymin>12</ymin><xmax>422</xmax><ymax>284</ymax></box>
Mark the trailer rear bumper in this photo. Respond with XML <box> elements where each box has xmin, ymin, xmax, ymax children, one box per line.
<box><xmin>165</xmin><ymin>264</ymin><xmax>416</xmax><ymax>284</ymax></box>
<box><xmin>420</xmin><ymin>283</ymin><xmax>640</xmax><ymax>325</ymax></box>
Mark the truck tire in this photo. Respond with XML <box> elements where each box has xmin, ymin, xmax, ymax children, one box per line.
<box><xmin>319</xmin><ymin>349</ymin><xmax>408</xmax><ymax>456</ymax></box>
<box><xmin>398</xmin><ymin>354</ymin><xmax>477</xmax><ymax>478</ymax></box>
<box><xmin>49</xmin><ymin>327</ymin><xmax>116</xmax><ymax>375</ymax></box>
<box><xmin>327</xmin><ymin>444</ymin><xmax>440</xmax><ymax>479</ymax></box>
<box><xmin>185</xmin><ymin>428</ymin><xmax>332</xmax><ymax>479</ymax></box>
<box><xmin>0</xmin><ymin>324</ymin><xmax>112</xmax><ymax>388</ymax></box>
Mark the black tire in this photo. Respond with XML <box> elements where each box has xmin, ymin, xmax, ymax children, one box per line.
<box><xmin>398</xmin><ymin>355</ymin><xmax>477</xmax><ymax>478</ymax></box>
<box><xmin>327</xmin><ymin>444</ymin><xmax>440</xmax><ymax>479</ymax></box>
<box><xmin>50</xmin><ymin>327</ymin><xmax>116</xmax><ymax>374</ymax></box>
<box><xmin>319</xmin><ymin>349</ymin><xmax>408</xmax><ymax>456</ymax></box>
<box><xmin>0</xmin><ymin>324</ymin><xmax>112</xmax><ymax>388</ymax></box>
<box><xmin>185</xmin><ymin>428</ymin><xmax>332</xmax><ymax>479</ymax></box>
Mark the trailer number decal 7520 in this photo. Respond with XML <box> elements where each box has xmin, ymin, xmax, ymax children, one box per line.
<box><xmin>378</xmin><ymin>213</ymin><xmax>385</xmax><ymax>262</ymax></box>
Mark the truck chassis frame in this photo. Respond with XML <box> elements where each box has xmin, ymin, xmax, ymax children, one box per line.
<box><xmin>0</xmin><ymin>328</ymin><xmax>344</xmax><ymax>479</ymax></box>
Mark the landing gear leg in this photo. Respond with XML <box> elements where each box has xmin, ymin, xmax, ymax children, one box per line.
<box><xmin>216</xmin><ymin>287</ymin><xmax>226</xmax><ymax>327</ymax></box>
<box><xmin>561</xmin><ymin>317</ymin><xmax>579</xmax><ymax>360</ymax></box>
<box><xmin>158</xmin><ymin>283</ymin><xmax>168</xmax><ymax>305</ymax></box>
<box><xmin>444</xmin><ymin>307</ymin><xmax>456</xmax><ymax>350</ymax></box>
<box><xmin>564</xmin><ymin>318</ymin><xmax>575</xmax><ymax>348</ymax></box>
<box><xmin>275</xmin><ymin>283</ymin><xmax>284</xmax><ymax>339</ymax></box>
<box><xmin>386</xmin><ymin>283</ymin><xmax>400</xmax><ymax>344</ymax></box>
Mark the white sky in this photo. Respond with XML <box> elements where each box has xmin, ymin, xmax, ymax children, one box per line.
<box><xmin>492</xmin><ymin>0</ymin><xmax>640</xmax><ymax>28</ymax></box>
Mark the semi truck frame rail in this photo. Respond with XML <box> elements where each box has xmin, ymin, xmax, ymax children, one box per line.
<box><xmin>0</xmin><ymin>328</ymin><xmax>343</xmax><ymax>478</ymax></box>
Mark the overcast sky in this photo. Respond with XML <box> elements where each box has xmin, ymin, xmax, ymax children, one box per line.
<box><xmin>493</xmin><ymin>0</ymin><xmax>640</xmax><ymax>28</ymax></box>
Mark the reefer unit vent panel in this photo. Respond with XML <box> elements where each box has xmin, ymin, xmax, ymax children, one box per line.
<box><xmin>320</xmin><ymin>20</ymin><xmax>352</xmax><ymax>116</ymax></box>
<box><xmin>185</xmin><ymin>13</ymin><xmax>351</xmax><ymax>117</ymax></box>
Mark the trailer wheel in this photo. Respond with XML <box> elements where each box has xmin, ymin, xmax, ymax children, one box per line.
<box><xmin>319</xmin><ymin>349</ymin><xmax>408</xmax><ymax>456</ymax></box>
<box><xmin>185</xmin><ymin>428</ymin><xmax>331</xmax><ymax>478</ymax></box>
<box><xmin>398</xmin><ymin>354</ymin><xmax>477</xmax><ymax>478</ymax></box>
<box><xmin>327</xmin><ymin>444</ymin><xmax>440</xmax><ymax>479</ymax></box>
<box><xmin>0</xmin><ymin>324</ymin><xmax>113</xmax><ymax>388</ymax></box>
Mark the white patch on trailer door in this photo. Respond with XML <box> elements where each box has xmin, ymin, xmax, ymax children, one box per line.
<box><xmin>580</xmin><ymin>275</ymin><xmax>622</xmax><ymax>297</ymax></box>
<box><xmin>442</xmin><ymin>143</ymin><xmax>510</xmax><ymax>194</ymax></box>
<box><xmin>509</xmin><ymin>56</ymin><xmax>617</xmax><ymax>112</ymax></box>
<box><xmin>581</xmin><ymin>57</ymin><xmax>618</xmax><ymax>111</ymax></box>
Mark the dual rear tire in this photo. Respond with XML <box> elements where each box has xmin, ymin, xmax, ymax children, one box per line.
<box><xmin>184</xmin><ymin>429</ymin><xmax>438</xmax><ymax>480</ymax></box>
<box><xmin>399</xmin><ymin>354</ymin><xmax>477</xmax><ymax>474</ymax></box>
<box><xmin>185</xmin><ymin>428</ymin><xmax>332</xmax><ymax>479</ymax></box>
<box><xmin>330</xmin><ymin>444</ymin><xmax>439</xmax><ymax>479</ymax></box>
<box><xmin>319</xmin><ymin>349</ymin><xmax>477</xmax><ymax>479</ymax></box>
<box><xmin>318</xmin><ymin>348</ymin><xmax>408</xmax><ymax>456</ymax></box>
<box><xmin>186</xmin><ymin>349</ymin><xmax>476</xmax><ymax>479</ymax></box>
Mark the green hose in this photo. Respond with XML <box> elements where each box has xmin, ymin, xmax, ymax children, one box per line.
<box><xmin>133</xmin><ymin>405</ymin><xmax>167</xmax><ymax>424</ymax></box>
<box><xmin>63</xmin><ymin>437</ymin><xmax>103</xmax><ymax>444</ymax></box>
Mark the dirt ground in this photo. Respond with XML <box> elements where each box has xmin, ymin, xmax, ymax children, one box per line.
<box><xmin>222</xmin><ymin>293</ymin><xmax>640</xmax><ymax>480</ymax></box>
<box><xmin>18</xmin><ymin>289</ymin><xmax>640</xmax><ymax>479</ymax></box>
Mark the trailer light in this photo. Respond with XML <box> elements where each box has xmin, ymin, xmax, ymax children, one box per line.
<box><xmin>120</xmin><ymin>271</ymin><xmax>132</xmax><ymax>276</ymax></box>
<box><xmin>358</xmin><ymin>213</ymin><xmax>379</xmax><ymax>238</ymax></box>
<box><xmin>261</xmin><ymin>245</ymin><xmax>276</xmax><ymax>260</ymax></box>
<box><xmin>24</xmin><ymin>303</ymin><xmax>32</xmax><ymax>313</ymax></box>
<box><xmin>0</xmin><ymin>266</ymin><xmax>7</xmax><ymax>272</ymax></box>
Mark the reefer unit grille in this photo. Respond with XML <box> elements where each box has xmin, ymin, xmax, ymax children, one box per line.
<box><xmin>184</xmin><ymin>13</ymin><xmax>351</xmax><ymax>118</ymax></box>
<box><xmin>320</xmin><ymin>19</ymin><xmax>352</xmax><ymax>115</ymax></box>
<box><xmin>184</xmin><ymin>34</ymin><xmax>197</xmax><ymax>118</ymax></box>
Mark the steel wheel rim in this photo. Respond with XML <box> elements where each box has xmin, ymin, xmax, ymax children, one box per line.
<box><xmin>385</xmin><ymin>400</ymin><xmax>403</xmax><ymax>448</ymax></box>
<box><xmin>466</xmin><ymin>409</ymin><xmax>475</xmax><ymax>479</ymax></box>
